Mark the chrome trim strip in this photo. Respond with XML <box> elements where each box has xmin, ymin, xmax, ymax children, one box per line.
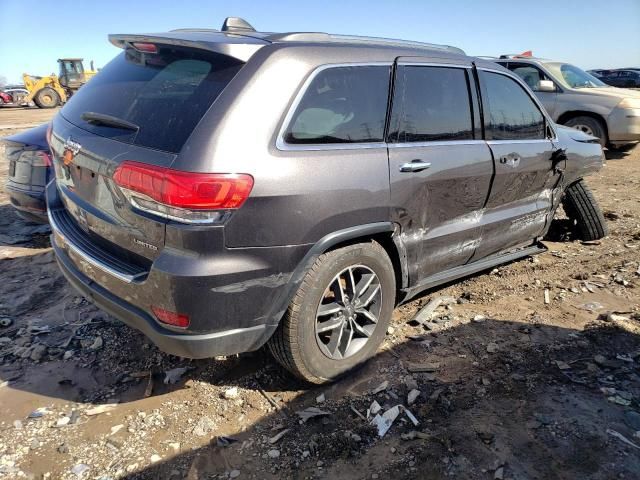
<box><xmin>48</xmin><ymin>209</ymin><xmax>141</xmax><ymax>284</ymax></box>
<box><xmin>477</xmin><ymin>67</ymin><xmax>558</xmax><ymax>141</ymax></box>
<box><xmin>396</xmin><ymin>62</ymin><xmax>471</xmax><ymax>69</ymax></box>
<box><xmin>388</xmin><ymin>139</ymin><xmax>485</xmax><ymax>148</ymax></box>
<box><xmin>276</xmin><ymin>62</ymin><xmax>393</xmax><ymax>152</ymax></box>
<box><xmin>486</xmin><ymin>139</ymin><xmax>553</xmax><ymax>145</ymax></box>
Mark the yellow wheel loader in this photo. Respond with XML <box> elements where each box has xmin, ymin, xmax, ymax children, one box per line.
<box><xmin>22</xmin><ymin>58</ymin><xmax>97</xmax><ymax>108</ymax></box>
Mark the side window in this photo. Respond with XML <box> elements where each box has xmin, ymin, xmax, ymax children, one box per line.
<box><xmin>482</xmin><ymin>72</ymin><xmax>546</xmax><ymax>141</ymax></box>
<box><xmin>390</xmin><ymin>66</ymin><xmax>474</xmax><ymax>143</ymax></box>
<box><xmin>508</xmin><ymin>64</ymin><xmax>553</xmax><ymax>92</ymax></box>
<box><xmin>283</xmin><ymin>66</ymin><xmax>390</xmax><ymax>145</ymax></box>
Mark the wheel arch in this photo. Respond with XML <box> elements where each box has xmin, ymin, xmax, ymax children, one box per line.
<box><xmin>266</xmin><ymin>222</ymin><xmax>407</xmax><ymax>327</ymax></box>
<box><xmin>557</xmin><ymin>110</ymin><xmax>609</xmax><ymax>141</ymax></box>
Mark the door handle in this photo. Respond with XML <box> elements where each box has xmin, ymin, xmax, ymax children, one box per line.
<box><xmin>399</xmin><ymin>160</ymin><xmax>431</xmax><ymax>173</ymax></box>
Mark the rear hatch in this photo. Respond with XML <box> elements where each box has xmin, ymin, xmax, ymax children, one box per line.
<box><xmin>50</xmin><ymin>39</ymin><xmax>248</xmax><ymax>268</ymax></box>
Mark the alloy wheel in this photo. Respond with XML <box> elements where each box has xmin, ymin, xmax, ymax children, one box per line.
<box><xmin>314</xmin><ymin>265</ymin><xmax>382</xmax><ymax>360</ymax></box>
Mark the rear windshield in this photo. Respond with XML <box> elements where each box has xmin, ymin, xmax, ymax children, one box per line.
<box><xmin>60</xmin><ymin>46</ymin><xmax>244</xmax><ymax>153</ymax></box>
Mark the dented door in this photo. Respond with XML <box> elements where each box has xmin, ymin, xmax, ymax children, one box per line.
<box><xmin>471</xmin><ymin>69</ymin><xmax>558</xmax><ymax>261</ymax></box>
<box><xmin>388</xmin><ymin>59</ymin><xmax>493</xmax><ymax>284</ymax></box>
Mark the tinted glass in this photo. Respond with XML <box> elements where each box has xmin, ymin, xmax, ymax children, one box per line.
<box><xmin>61</xmin><ymin>47</ymin><xmax>244</xmax><ymax>153</ymax></box>
<box><xmin>391</xmin><ymin>66</ymin><xmax>473</xmax><ymax>143</ymax></box>
<box><xmin>483</xmin><ymin>72</ymin><xmax>545</xmax><ymax>140</ymax></box>
<box><xmin>508</xmin><ymin>64</ymin><xmax>554</xmax><ymax>91</ymax></box>
<box><xmin>284</xmin><ymin>66</ymin><xmax>390</xmax><ymax>144</ymax></box>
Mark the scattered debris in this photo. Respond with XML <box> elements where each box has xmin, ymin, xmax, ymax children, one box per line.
<box><xmin>486</xmin><ymin>342</ymin><xmax>499</xmax><ymax>354</ymax></box>
<box><xmin>267</xmin><ymin>449</ymin><xmax>281</xmax><ymax>459</ymax></box>
<box><xmin>71</xmin><ymin>463</ymin><xmax>90</xmax><ymax>477</ymax></box>
<box><xmin>544</xmin><ymin>289</ymin><xmax>551</xmax><ymax>305</ymax></box>
<box><xmin>370</xmin><ymin>404</ymin><xmax>419</xmax><ymax>437</ymax></box>
<box><xmin>296</xmin><ymin>407</ymin><xmax>330</xmax><ymax>423</ymax></box>
<box><xmin>607</xmin><ymin>428</ymin><xmax>640</xmax><ymax>450</ymax></box>
<box><xmin>224</xmin><ymin>386</ymin><xmax>240</xmax><ymax>399</ymax></box>
<box><xmin>400</xmin><ymin>431</ymin><xmax>432</xmax><ymax>441</ymax></box>
<box><xmin>192</xmin><ymin>416</ymin><xmax>216</xmax><ymax>437</ymax></box>
<box><xmin>407</xmin><ymin>389</ymin><xmax>421</xmax><ymax>406</ymax></box>
<box><xmin>315</xmin><ymin>393</ymin><xmax>325</xmax><ymax>404</ymax></box>
<box><xmin>410</xmin><ymin>296</ymin><xmax>456</xmax><ymax>325</ymax></box>
<box><xmin>85</xmin><ymin>403</ymin><xmax>118</xmax><ymax>416</ymax></box>
<box><xmin>406</xmin><ymin>362</ymin><xmax>440</xmax><ymax>373</ymax></box>
<box><xmin>268</xmin><ymin>428</ymin><xmax>289</xmax><ymax>444</ymax></box>
<box><xmin>163</xmin><ymin>367</ymin><xmax>189</xmax><ymax>385</ymax></box>
<box><xmin>371</xmin><ymin>380</ymin><xmax>389</xmax><ymax>394</ymax></box>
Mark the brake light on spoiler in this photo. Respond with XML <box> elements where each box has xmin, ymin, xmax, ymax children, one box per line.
<box><xmin>113</xmin><ymin>161</ymin><xmax>253</xmax><ymax>224</ymax></box>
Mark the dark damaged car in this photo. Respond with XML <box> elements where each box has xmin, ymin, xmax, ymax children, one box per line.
<box><xmin>3</xmin><ymin>124</ymin><xmax>52</xmax><ymax>223</ymax></box>
<box><xmin>46</xmin><ymin>18</ymin><xmax>607</xmax><ymax>383</ymax></box>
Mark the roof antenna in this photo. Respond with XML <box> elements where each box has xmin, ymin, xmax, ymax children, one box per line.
<box><xmin>221</xmin><ymin>17</ymin><xmax>256</xmax><ymax>32</ymax></box>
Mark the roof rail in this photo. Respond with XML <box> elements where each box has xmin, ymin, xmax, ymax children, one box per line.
<box><xmin>328</xmin><ymin>34</ymin><xmax>464</xmax><ymax>54</ymax></box>
<box><xmin>170</xmin><ymin>28</ymin><xmax>219</xmax><ymax>33</ymax></box>
<box><xmin>263</xmin><ymin>32</ymin><xmax>464</xmax><ymax>54</ymax></box>
<box><xmin>221</xmin><ymin>17</ymin><xmax>256</xmax><ymax>33</ymax></box>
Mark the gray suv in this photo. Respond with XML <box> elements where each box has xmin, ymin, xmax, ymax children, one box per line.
<box><xmin>47</xmin><ymin>18</ymin><xmax>607</xmax><ymax>383</ymax></box>
<box><xmin>494</xmin><ymin>56</ymin><xmax>640</xmax><ymax>148</ymax></box>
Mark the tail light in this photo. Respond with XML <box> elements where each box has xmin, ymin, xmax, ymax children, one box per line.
<box><xmin>151</xmin><ymin>306</ymin><xmax>190</xmax><ymax>328</ymax></box>
<box><xmin>131</xmin><ymin>42</ymin><xmax>158</xmax><ymax>54</ymax></box>
<box><xmin>113</xmin><ymin>161</ymin><xmax>253</xmax><ymax>224</ymax></box>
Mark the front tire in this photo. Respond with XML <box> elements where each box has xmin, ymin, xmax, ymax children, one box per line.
<box><xmin>563</xmin><ymin>116</ymin><xmax>607</xmax><ymax>148</ymax></box>
<box><xmin>562</xmin><ymin>179</ymin><xmax>608</xmax><ymax>241</ymax></box>
<box><xmin>34</xmin><ymin>88</ymin><xmax>60</xmax><ymax>108</ymax></box>
<box><xmin>268</xmin><ymin>241</ymin><xmax>395</xmax><ymax>384</ymax></box>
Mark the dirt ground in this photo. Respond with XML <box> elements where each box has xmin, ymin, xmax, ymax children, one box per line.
<box><xmin>0</xmin><ymin>107</ymin><xmax>639</xmax><ymax>480</ymax></box>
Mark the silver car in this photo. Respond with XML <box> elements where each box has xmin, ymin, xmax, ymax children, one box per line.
<box><xmin>494</xmin><ymin>56</ymin><xmax>640</xmax><ymax>148</ymax></box>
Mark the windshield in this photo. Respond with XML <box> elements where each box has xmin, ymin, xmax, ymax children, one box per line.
<box><xmin>547</xmin><ymin>63</ymin><xmax>607</xmax><ymax>89</ymax></box>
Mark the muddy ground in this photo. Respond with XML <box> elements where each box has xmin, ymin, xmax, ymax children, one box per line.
<box><xmin>0</xmin><ymin>107</ymin><xmax>639</xmax><ymax>480</ymax></box>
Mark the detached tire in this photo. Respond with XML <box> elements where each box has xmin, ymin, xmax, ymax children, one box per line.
<box><xmin>269</xmin><ymin>241</ymin><xmax>395</xmax><ymax>384</ymax></box>
<box><xmin>34</xmin><ymin>88</ymin><xmax>60</xmax><ymax>108</ymax></box>
<box><xmin>562</xmin><ymin>179</ymin><xmax>608</xmax><ymax>241</ymax></box>
<box><xmin>563</xmin><ymin>116</ymin><xmax>606</xmax><ymax>147</ymax></box>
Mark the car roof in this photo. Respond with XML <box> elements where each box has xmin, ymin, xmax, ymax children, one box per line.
<box><xmin>109</xmin><ymin>16</ymin><xmax>469</xmax><ymax>63</ymax></box>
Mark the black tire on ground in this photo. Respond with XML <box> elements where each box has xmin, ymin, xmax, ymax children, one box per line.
<box><xmin>268</xmin><ymin>241</ymin><xmax>395</xmax><ymax>384</ymax></box>
<box><xmin>561</xmin><ymin>179</ymin><xmax>608</xmax><ymax>241</ymax></box>
<box><xmin>34</xmin><ymin>87</ymin><xmax>60</xmax><ymax>108</ymax></box>
<box><xmin>563</xmin><ymin>115</ymin><xmax>607</xmax><ymax>147</ymax></box>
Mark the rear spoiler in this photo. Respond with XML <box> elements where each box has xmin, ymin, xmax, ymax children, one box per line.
<box><xmin>108</xmin><ymin>32</ymin><xmax>266</xmax><ymax>62</ymax></box>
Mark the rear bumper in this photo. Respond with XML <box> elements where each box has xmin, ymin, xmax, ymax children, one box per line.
<box><xmin>7</xmin><ymin>184</ymin><xmax>48</xmax><ymax>223</ymax></box>
<box><xmin>52</xmin><ymin>236</ymin><xmax>278</xmax><ymax>358</ymax></box>
<box><xmin>46</xmin><ymin>180</ymin><xmax>310</xmax><ymax>358</ymax></box>
<box><xmin>608</xmin><ymin>107</ymin><xmax>640</xmax><ymax>143</ymax></box>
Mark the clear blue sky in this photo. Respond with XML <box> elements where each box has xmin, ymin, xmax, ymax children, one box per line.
<box><xmin>1</xmin><ymin>0</ymin><xmax>638</xmax><ymax>84</ymax></box>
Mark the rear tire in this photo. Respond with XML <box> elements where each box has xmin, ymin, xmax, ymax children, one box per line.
<box><xmin>563</xmin><ymin>116</ymin><xmax>606</xmax><ymax>147</ymax></box>
<box><xmin>561</xmin><ymin>179</ymin><xmax>608</xmax><ymax>241</ymax></box>
<box><xmin>34</xmin><ymin>88</ymin><xmax>60</xmax><ymax>108</ymax></box>
<box><xmin>268</xmin><ymin>241</ymin><xmax>395</xmax><ymax>384</ymax></box>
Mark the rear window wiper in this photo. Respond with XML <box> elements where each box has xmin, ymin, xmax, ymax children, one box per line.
<box><xmin>81</xmin><ymin>112</ymin><xmax>140</xmax><ymax>131</ymax></box>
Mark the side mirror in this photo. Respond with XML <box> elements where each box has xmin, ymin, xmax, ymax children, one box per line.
<box><xmin>537</xmin><ymin>80</ymin><xmax>556</xmax><ymax>92</ymax></box>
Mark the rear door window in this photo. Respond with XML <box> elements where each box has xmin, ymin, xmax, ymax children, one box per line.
<box><xmin>61</xmin><ymin>46</ymin><xmax>244</xmax><ymax>153</ymax></box>
<box><xmin>389</xmin><ymin>66</ymin><xmax>475</xmax><ymax>143</ymax></box>
<box><xmin>481</xmin><ymin>72</ymin><xmax>546</xmax><ymax>140</ymax></box>
<box><xmin>283</xmin><ymin>65</ymin><xmax>390</xmax><ymax>145</ymax></box>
